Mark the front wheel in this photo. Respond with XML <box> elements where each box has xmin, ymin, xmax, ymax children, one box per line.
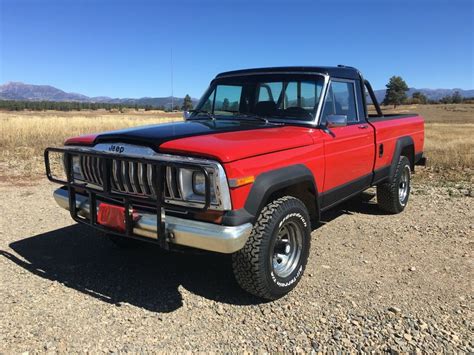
<box><xmin>377</xmin><ymin>155</ymin><xmax>411</xmax><ymax>214</ymax></box>
<box><xmin>232</xmin><ymin>196</ymin><xmax>311</xmax><ymax>300</ymax></box>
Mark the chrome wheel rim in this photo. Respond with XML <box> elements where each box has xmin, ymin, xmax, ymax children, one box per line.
<box><xmin>399</xmin><ymin>166</ymin><xmax>410</xmax><ymax>204</ymax></box>
<box><xmin>272</xmin><ymin>220</ymin><xmax>303</xmax><ymax>278</ymax></box>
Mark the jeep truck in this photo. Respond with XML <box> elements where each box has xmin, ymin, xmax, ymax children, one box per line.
<box><xmin>45</xmin><ymin>66</ymin><xmax>425</xmax><ymax>299</ymax></box>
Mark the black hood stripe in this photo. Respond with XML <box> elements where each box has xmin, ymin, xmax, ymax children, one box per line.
<box><xmin>93</xmin><ymin>120</ymin><xmax>274</xmax><ymax>149</ymax></box>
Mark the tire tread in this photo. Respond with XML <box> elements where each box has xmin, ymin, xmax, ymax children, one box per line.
<box><xmin>232</xmin><ymin>196</ymin><xmax>308</xmax><ymax>299</ymax></box>
<box><xmin>377</xmin><ymin>156</ymin><xmax>410</xmax><ymax>214</ymax></box>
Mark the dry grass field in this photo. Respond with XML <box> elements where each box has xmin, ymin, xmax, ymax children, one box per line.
<box><xmin>0</xmin><ymin>105</ymin><xmax>472</xmax><ymax>353</ymax></box>
<box><xmin>380</xmin><ymin>104</ymin><xmax>473</xmax><ymax>182</ymax></box>
<box><xmin>0</xmin><ymin>104</ymin><xmax>473</xmax><ymax>182</ymax></box>
<box><xmin>0</xmin><ymin>110</ymin><xmax>182</xmax><ymax>178</ymax></box>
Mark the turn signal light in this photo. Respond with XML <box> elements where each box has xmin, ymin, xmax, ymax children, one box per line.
<box><xmin>229</xmin><ymin>175</ymin><xmax>255</xmax><ymax>188</ymax></box>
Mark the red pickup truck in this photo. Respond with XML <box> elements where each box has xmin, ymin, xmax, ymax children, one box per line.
<box><xmin>45</xmin><ymin>66</ymin><xmax>425</xmax><ymax>299</ymax></box>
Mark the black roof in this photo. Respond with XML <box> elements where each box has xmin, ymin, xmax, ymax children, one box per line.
<box><xmin>215</xmin><ymin>66</ymin><xmax>362</xmax><ymax>80</ymax></box>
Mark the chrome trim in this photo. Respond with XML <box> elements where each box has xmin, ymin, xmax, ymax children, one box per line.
<box><xmin>121</xmin><ymin>161</ymin><xmax>130</xmax><ymax>193</ymax></box>
<box><xmin>64</xmin><ymin>144</ymin><xmax>232</xmax><ymax>211</ymax></box>
<box><xmin>96</xmin><ymin>157</ymin><xmax>103</xmax><ymax>185</ymax></box>
<box><xmin>315</xmin><ymin>74</ymin><xmax>330</xmax><ymax>126</ymax></box>
<box><xmin>137</xmin><ymin>162</ymin><xmax>144</xmax><ymax>192</ymax></box>
<box><xmin>112</xmin><ymin>160</ymin><xmax>120</xmax><ymax>190</ymax></box>
<box><xmin>166</xmin><ymin>166</ymin><xmax>176</xmax><ymax>199</ymax></box>
<box><xmin>399</xmin><ymin>165</ymin><xmax>410</xmax><ymax>206</ymax></box>
<box><xmin>200</xmin><ymin>72</ymin><xmax>330</xmax><ymax>127</ymax></box>
<box><xmin>128</xmin><ymin>161</ymin><xmax>138</xmax><ymax>194</ymax></box>
<box><xmin>53</xmin><ymin>188</ymin><xmax>251</xmax><ymax>254</ymax></box>
<box><xmin>147</xmin><ymin>163</ymin><xmax>154</xmax><ymax>196</ymax></box>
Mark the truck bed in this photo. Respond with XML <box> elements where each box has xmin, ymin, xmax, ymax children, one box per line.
<box><xmin>369</xmin><ymin>114</ymin><xmax>425</xmax><ymax>174</ymax></box>
<box><xmin>368</xmin><ymin>113</ymin><xmax>419</xmax><ymax>122</ymax></box>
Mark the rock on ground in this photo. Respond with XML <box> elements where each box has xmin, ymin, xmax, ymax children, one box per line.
<box><xmin>0</xmin><ymin>180</ymin><xmax>472</xmax><ymax>352</ymax></box>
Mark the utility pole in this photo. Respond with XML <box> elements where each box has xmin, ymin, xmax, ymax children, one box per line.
<box><xmin>170</xmin><ymin>48</ymin><xmax>174</xmax><ymax>111</ymax></box>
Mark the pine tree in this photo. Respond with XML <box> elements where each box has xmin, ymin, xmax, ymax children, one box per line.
<box><xmin>222</xmin><ymin>98</ymin><xmax>230</xmax><ymax>111</ymax></box>
<box><xmin>412</xmin><ymin>92</ymin><xmax>427</xmax><ymax>104</ymax></box>
<box><xmin>181</xmin><ymin>94</ymin><xmax>194</xmax><ymax>111</ymax></box>
<box><xmin>383</xmin><ymin>76</ymin><xmax>409</xmax><ymax>108</ymax></box>
<box><xmin>452</xmin><ymin>91</ymin><xmax>463</xmax><ymax>104</ymax></box>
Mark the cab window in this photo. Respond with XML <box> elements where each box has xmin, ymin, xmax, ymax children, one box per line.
<box><xmin>321</xmin><ymin>80</ymin><xmax>358</xmax><ymax>124</ymax></box>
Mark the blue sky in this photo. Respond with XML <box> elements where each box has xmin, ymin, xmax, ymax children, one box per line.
<box><xmin>1</xmin><ymin>0</ymin><xmax>473</xmax><ymax>98</ymax></box>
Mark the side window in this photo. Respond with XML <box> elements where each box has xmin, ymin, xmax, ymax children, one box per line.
<box><xmin>322</xmin><ymin>80</ymin><xmax>358</xmax><ymax>124</ymax></box>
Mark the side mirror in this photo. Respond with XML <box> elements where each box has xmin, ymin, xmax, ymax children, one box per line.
<box><xmin>183</xmin><ymin>111</ymin><xmax>192</xmax><ymax>120</ymax></box>
<box><xmin>326</xmin><ymin>114</ymin><xmax>347</xmax><ymax>128</ymax></box>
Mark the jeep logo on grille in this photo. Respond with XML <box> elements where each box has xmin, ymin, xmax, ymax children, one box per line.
<box><xmin>108</xmin><ymin>145</ymin><xmax>125</xmax><ymax>153</ymax></box>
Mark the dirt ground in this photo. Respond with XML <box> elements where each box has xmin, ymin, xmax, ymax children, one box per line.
<box><xmin>0</xmin><ymin>176</ymin><xmax>472</xmax><ymax>353</ymax></box>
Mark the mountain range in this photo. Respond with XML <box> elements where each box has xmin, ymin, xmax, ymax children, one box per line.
<box><xmin>371</xmin><ymin>87</ymin><xmax>474</xmax><ymax>103</ymax></box>
<box><xmin>0</xmin><ymin>82</ymin><xmax>198</xmax><ymax>108</ymax></box>
<box><xmin>1</xmin><ymin>81</ymin><xmax>473</xmax><ymax>107</ymax></box>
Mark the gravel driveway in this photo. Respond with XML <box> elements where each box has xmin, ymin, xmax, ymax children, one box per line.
<box><xmin>0</xmin><ymin>180</ymin><xmax>472</xmax><ymax>352</ymax></box>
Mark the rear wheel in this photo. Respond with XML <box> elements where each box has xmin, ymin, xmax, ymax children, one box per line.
<box><xmin>377</xmin><ymin>156</ymin><xmax>411</xmax><ymax>214</ymax></box>
<box><xmin>232</xmin><ymin>196</ymin><xmax>311</xmax><ymax>300</ymax></box>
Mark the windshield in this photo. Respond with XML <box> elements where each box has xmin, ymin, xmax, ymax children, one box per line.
<box><xmin>193</xmin><ymin>74</ymin><xmax>325</xmax><ymax>122</ymax></box>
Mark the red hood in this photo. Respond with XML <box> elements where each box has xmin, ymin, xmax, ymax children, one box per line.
<box><xmin>159</xmin><ymin>126</ymin><xmax>314</xmax><ymax>162</ymax></box>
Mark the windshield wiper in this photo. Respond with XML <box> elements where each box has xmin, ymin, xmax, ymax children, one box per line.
<box><xmin>188</xmin><ymin>110</ymin><xmax>216</xmax><ymax>121</ymax></box>
<box><xmin>234</xmin><ymin>113</ymin><xmax>284</xmax><ymax>125</ymax></box>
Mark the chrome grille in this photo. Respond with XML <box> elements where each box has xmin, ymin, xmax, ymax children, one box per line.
<box><xmin>80</xmin><ymin>156</ymin><xmax>180</xmax><ymax>199</ymax></box>
<box><xmin>81</xmin><ymin>156</ymin><xmax>103</xmax><ymax>186</ymax></box>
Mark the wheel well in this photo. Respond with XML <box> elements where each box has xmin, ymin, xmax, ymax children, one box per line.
<box><xmin>401</xmin><ymin>144</ymin><xmax>415</xmax><ymax>171</ymax></box>
<box><xmin>266</xmin><ymin>181</ymin><xmax>319</xmax><ymax>227</ymax></box>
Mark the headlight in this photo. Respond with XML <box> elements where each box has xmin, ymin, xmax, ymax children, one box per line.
<box><xmin>71</xmin><ymin>156</ymin><xmax>84</xmax><ymax>180</ymax></box>
<box><xmin>178</xmin><ymin>168</ymin><xmax>216</xmax><ymax>204</ymax></box>
<box><xmin>192</xmin><ymin>171</ymin><xmax>206</xmax><ymax>196</ymax></box>
<box><xmin>62</xmin><ymin>154</ymin><xmax>84</xmax><ymax>180</ymax></box>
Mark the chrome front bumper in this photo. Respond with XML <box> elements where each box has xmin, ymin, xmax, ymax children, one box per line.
<box><xmin>53</xmin><ymin>188</ymin><xmax>252</xmax><ymax>253</ymax></box>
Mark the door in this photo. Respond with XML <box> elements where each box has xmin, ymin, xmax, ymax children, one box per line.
<box><xmin>319</xmin><ymin>79</ymin><xmax>374</xmax><ymax>208</ymax></box>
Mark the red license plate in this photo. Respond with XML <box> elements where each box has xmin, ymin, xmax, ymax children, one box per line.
<box><xmin>97</xmin><ymin>203</ymin><xmax>127</xmax><ymax>232</ymax></box>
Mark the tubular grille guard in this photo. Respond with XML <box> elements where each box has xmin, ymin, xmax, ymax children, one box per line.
<box><xmin>44</xmin><ymin>147</ymin><xmax>212</xmax><ymax>248</ymax></box>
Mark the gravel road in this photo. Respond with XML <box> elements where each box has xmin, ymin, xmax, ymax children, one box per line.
<box><xmin>0</xmin><ymin>179</ymin><xmax>472</xmax><ymax>353</ymax></box>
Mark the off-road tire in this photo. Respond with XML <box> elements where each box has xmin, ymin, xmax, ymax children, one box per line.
<box><xmin>232</xmin><ymin>196</ymin><xmax>311</xmax><ymax>300</ymax></box>
<box><xmin>377</xmin><ymin>155</ymin><xmax>411</xmax><ymax>214</ymax></box>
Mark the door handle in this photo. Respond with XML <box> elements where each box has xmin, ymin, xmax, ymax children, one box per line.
<box><xmin>358</xmin><ymin>124</ymin><xmax>369</xmax><ymax>129</ymax></box>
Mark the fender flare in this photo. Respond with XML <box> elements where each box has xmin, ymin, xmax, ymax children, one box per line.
<box><xmin>222</xmin><ymin>164</ymin><xmax>318</xmax><ymax>226</ymax></box>
<box><xmin>389</xmin><ymin>136</ymin><xmax>414</xmax><ymax>182</ymax></box>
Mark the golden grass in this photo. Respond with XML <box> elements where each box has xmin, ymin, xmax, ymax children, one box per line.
<box><xmin>424</xmin><ymin>123</ymin><xmax>473</xmax><ymax>169</ymax></box>
<box><xmin>378</xmin><ymin>103</ymin><xmax>474</xmax><ymax>124</ymax></box>
<box><xmin>378</xmin><ymin>104</ymin><xmax>474</xmax><ymax>182</ymax></box>
<box><xmin>0</xmin><ymin>110</ymin><xmax>181</xmax><ymax>177</ymax></box>
<box><xmin>377</xmin><ymin>104</ymin><xmax>474</xmax><ymax>172</ymax></box>
<box><xmin>0</xmin><ymin>105</ymin><xmax>473</xmax><ymax>182</ymax></box>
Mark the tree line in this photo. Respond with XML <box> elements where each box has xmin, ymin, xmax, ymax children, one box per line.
<box><xmin>382</xmin><ymin>76</ymin><xmax>470</xmax><ymax>107</ymax></box>
<box><xmin>0</xmin><ymin>100</ymin><xmax>159</xmax><ymax>112</ymax></box>
<box><xmin>0</xmin><ymin>94</ymin><xmax>195</xmax><ymax>112</ymax></box>
<box><xmin>0</xmin><ymin>83</ymin><xmax>470</xmax><ymax>112</ymax></box>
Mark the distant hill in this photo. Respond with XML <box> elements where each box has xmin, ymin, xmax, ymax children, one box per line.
<box><xmin>0</xmin><ymin>82</ymin><xmax>198</xmax><ymax>109</ymax></box>
<box><xmin>371</xmin><ymin>88</ymin><xmax>474</xmax><ymax>103</ymax></box>
<box><xmin>2</xmin><ymin>81</ymin><xmax>472</xmax><ymax>108</ymax></box>
<box><xmin>0</xmin><ymin>82</ymin><xmax>90</xmax><ymax>102</ymax></box>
